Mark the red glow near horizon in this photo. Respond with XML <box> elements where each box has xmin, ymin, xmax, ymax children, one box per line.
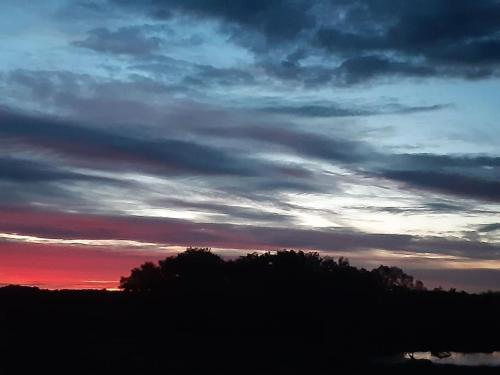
<box><xmin>0</xmin><ymin>242</ymin><xmax>167</xmax><ymax>290</ymax></box>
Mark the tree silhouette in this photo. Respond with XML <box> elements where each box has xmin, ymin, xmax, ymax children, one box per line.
<box><xmin>120</xmin><ymin>248</ymin><xmax>423</xmax><ymax>294</ymax></box>
<box><xmin>371</xmin><ymin>265</ymin><xmax>425</xmax><ymax>290</ymax></box>
<box><xmin>120</xmin><ymin>261</ymin><xmax>162</xmax><ymax>292</ymax></box>
<box><xmin>159</xmin><ymin>247</ymin><xmax>226</xmax><ymax>292</ymax></box>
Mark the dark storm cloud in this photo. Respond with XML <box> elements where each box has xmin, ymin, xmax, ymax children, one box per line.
<box><xmin>73</xmin><ymin>26</ymin><xmax>162</xmax><ymax>56</ymax></box>
<box><xmin>109</xmin><ymin>0</ymin><xmax>500</xmax><ymax>83</ymax></box>
<box><xmin>314</xmin><ymin>0</ymin><xmax>500</xmax><ymax>81</ymax></box>
<box><xmin>115</xmin><ymin>0</ymin><xmax>315</xmax><ymax>45</ymax></box>
<box><xmin>314</xmin><ymin>1</ymin><xmax>500</xmax><ymax>59</ymax></box>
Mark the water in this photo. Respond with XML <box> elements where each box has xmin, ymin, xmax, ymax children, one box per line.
<box><xmin>406</xmin><ymin>352</ymin><xmax>500</xmax><ymax>366</ymax></box>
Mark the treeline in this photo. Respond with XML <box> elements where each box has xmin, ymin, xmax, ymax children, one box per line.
<box><xmin>3</xmin><ymin>249</ymin><xmax>500</xmax><ymax>373</ymax></box>
<box><xmin>120</xmin><ymin>248</ymin><xmax>425</xmax><ymax>294</ymax></box>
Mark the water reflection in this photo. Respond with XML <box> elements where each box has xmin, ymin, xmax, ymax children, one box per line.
<box><xmin>407</xmin><ymin>352</ymin><xmax>500</xmax><ymax>366</ymax></box>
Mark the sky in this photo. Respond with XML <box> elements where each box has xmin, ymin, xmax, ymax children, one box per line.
<box><xmin>1</xmin><ymin>0</ymin><xmax>500</xmax><ymax>291</ymax></box>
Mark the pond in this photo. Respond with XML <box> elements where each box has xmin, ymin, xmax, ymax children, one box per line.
<box><xmin>406</xmin><ymin>352</ymin><xmax>500</xmax><ymax>366</ymax></box>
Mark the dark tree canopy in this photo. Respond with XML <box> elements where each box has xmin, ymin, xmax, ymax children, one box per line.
<box><xmin>120</xmin><ymin>248</ymin><xmax>424</xmax><ymax>294</ymax></box>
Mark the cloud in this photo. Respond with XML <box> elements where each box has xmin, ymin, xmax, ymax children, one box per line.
<box><xmin>192</xmin><ymin>117</ymin><xmax>500</xmax><ymax>203</ymax></box>
<box><xmin>198</xmin><ymin>124</ymin><xmax>372</xmax><ymax>164</ymax></box>
<box><xmin>117</xmin><ymin>0</ymin><xmax>315</xmax><ymax>46</ymax></box>
<box><xmin>314</xmin><ymin>0</ymin><xmax>500</xmax><ymax>81</ymax></box>
<box><xmin>182</xmin><ymin>64</ymin><xmax>256</xmax><ymax>88</ymax></box>
<box><xmin>73</xmin><ymin>26</ymin><xmax>162</xmax><ymax>56</ymax></box>
<box><xmin>153</xmin><ymin>198</ymin><xmax>293</xmax><ymax>223</ymax></box>
<box><xmin>335</xmin><ymin>56</ymin><xmax>436</xmax><ymax>84</ymax></box>
<box><xmin>7</xmin><ymin>68</ymin><xmax>448</xmax><ymax>123</ymax></box>
<box><xmin>108</xmin><ymin>0</ymin><xmax>500</xmax><ymax>84</ymax></box>
<box><xmin>3</xmin><ymin>100</ymin><xmax>499</xmax><ymax>205</ymax></box>
<box><xmin>259</xmin><ymin>102</ymin><xmax>448</xmax><ymax>118</ymax></box>
<box><xmin>0</xmin><ymin>107</ymin><xmax>281</xmax><ymax>177</ymax></box>
<box><xmin>477</xmin><ymin>223</ymin><xmax>500</xmax><ymax>233</ymax></box>
<box><xmin>378</xmin><ymin>170</ymin><xmax>500</xmax><ymax>203</ymax></box>
<box><xmin>0</xmin><ymin>154</ymin><xmax>126</xmax><ymax>209</ymax></box>
<box><xmin>0</xmin><ymin>156</ymin><xmax>109</xmax><ymax>183</ymax></box>
<box><xmin>1</xmin><ymin>207</ymin><xmax>500</xmax><ymax>261</ymax></box>
<box><xmin>0</xmin><ymin>106</ymin><xmax>325</xmax><ymax>210</ymax></box>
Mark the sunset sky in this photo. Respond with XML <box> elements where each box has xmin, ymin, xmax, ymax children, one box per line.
<box><xmin>1</xmin><ymin>0</ymin><xmax>500</xmax><ymax>291</ymax></box>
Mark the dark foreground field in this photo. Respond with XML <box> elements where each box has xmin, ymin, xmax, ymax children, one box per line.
<box><xmin>2</xmin><ymin>286</ymin><xmax>500</xmax><ymax>374</ymax></box>
<box><xmin>2</xmin><ymin>250</ymin><xmax>500</xmax><ymax>374</ymax></box>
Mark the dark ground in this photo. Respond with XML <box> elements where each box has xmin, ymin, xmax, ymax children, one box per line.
<box><xmin>2</xmin><ymin>285</ymin><xmax>500</xmax><ymax>374</ymax></box>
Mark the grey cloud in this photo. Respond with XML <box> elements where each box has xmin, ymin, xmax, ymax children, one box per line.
<box><xmin>259</xmin><ymin>102</ymin><xmax>448</xmax><ymax>118</ymax></box>
<box><xmin>0</xmin><ymin>107</ymin><xmax>267</xmax><ymax>177</ymax></box>
<box><xmin>261</xmin><ymin>103</ymin><xmax>372</xmax><ymax>117</ymax></box>
<box><xmin>5</xmin><ymin>68</ymin><xmax>500</xmax><ymax>203</ymax></box>
<box><xmin>5</xmin><ymin>67</ymin><xmax>445</xmax><ymax>135</ymax></box>
<box><xmin>0</xmin><ymin>107</ymin><xmax>325</xmax><ymax>203</ymax></box>
<box><xmin>109</xmin><ymin>0</ymin><xmax>500</xmax><ymax>83</ymax></box>
<box><xmin>0</xmin><ymin>180</ymin><xmax>96</xmax><ymax>212</ymax></box>
<box><xmin>423</xmin><ymin>202</ymin><xmax>477</xmax><ymax>214</ymax></box>
<box><xmin>383</xmin><ymin>153</ymin><xmax>500</xmax><ymax>171</ymax></box>
<box><xmin>154</xmin><ymin>198</ymin><xmax>293</xmax><ymax>223</ymax></box>
<box><xmin>207</xmin><ymin>123</ymin><xmax>500</xmax><ymax>202</ymax></box>
<box><xmin>0</xmin><ymin>156</ymin><xmax>111</xmax><ymax>184</ymax></box>
<box><xmin>314</xmin><ymin>0</ymin><xmax>500</xmax><ymax>82</ymax></box>
<box><xmin>3</xmin><ymin>208</ymin><xmax>500</xmax><ymax>261</ymax></box>
<box><xmin>73</xmin><ymin>26</ymin><xmax>162</xmax><ymax>56</ymax></box>
<box><xmin>199</xmin><ymin>124</ymin><xmax>373</xmax><ymax>164</ymax></box>
<box><xmin>0</xmin><ymin>156</ymin><xmax>125</xmax><ymax>211</ymax></box>
<box><xmin>355</xmin><ymin>201</ymin><xmax>495</xmax><ymax>216</ymax></box>
<box><xmin>335</xmin><ymin>55</ymin><xmax>436</xmax><ymax>84</ymax></box>
<box><xmin>115</xmin><ymin>0</ymin><xmax>315</xmax><ymax>47</ymax></box>
<box><xmin>183</xmin><ymin>64</ymin><xmax>256</xmax><ymax>88</ymax></box>
<box><xmin>477</xmin><ymin>223</ymin><xmax>500</xmax><ymax>233</ymax></box>
<box><xmin>378</xmin><ymin>170</ymin><xmax>500</xmax><ymax>203</ymax></box>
